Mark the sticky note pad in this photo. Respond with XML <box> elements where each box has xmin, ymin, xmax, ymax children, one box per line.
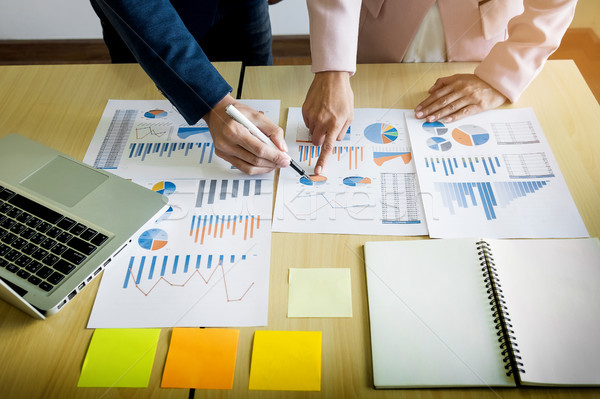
<box><xmin>78</xmin><ymin>328</ymin><xmax>160</xmax><ymax>387</ymax></box>
<box><xmin>248</xmin><ymin>330</ymin><xmax>321</xmax><ymax>391</ymax></box>
<box><xmin>288</xmin><ymin>268</ymin><xmax>352</xmax><ymax>317</ymax></box>
<box><xmin>161</xmin><ymin>328</ymin><xmax>240</xmax><ymax>389</ymax></box>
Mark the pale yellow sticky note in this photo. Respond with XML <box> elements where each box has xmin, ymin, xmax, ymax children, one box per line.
<box><xmin>78</xmin><ymin>329</ymin><xmax>160</xmax><ymax>387</ymax></box>
<box><xmin>288</xmin><ymin>268</ymin><xmax>352</xmax><ymax>317</ymax></box>
<box><xmin>161</xmin><ymin>328</ymin><xmax>239</xmax><ymax>389</ymax></box>
<box><xmin>248</xmin><ymin>330</ymin><xmax>321</xmax><ymax>391</ymax></box>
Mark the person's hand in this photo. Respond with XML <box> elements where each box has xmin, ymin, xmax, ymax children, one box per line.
<box><xmin>302</xmin><ymin>71</ymin><xmax>354</xmax><ymax>175</ymax></box>
<box><xmin>203</xmin><ymin>94</ymin><xmax>290</xmax><ymax>175</ymax></box>
<box><xmin>415</xmin><ymin>74</ymin><xmax>507</xmax><ymax>123</ymax></box>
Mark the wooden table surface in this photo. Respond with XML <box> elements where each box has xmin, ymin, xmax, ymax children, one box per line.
<box><xmin>0</xmin><ymin>60</ymin><xmax>599</xmax><ymax>398</ymax></box>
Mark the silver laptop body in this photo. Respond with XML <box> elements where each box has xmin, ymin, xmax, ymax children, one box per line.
<box><xmin>0</xmin><ymin>134</ymin><xmax>168</xmax><ymax>318</ymax></box>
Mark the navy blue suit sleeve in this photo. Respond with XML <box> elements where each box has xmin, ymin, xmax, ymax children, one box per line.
<box><xmin>92</xmin><ymin>0</ymin><xmax>232</xmax><ymax>124</ymax></box>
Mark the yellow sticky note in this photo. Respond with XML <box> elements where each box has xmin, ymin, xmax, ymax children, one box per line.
<box><xmin>78</xmin><ymin>328</ymin><xmax>160</xmax><ymax>388</ymax></box>
<box><xmin>288</xmin><ymin>268</ymin><xmax>352</xmax><ymax>317</ymax></box>
<box><xmin>249</xmin><ymin>330</ymin><xmax>321</xmax><ymax>391</ymax></box>
<box><xmin>161</xmin><ymin>328</ymin><xmax>239</xmax><ymax>389</ymax></box>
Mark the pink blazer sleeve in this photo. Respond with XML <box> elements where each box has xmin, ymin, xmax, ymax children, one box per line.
<box><xmin>474</xmin><ymin>0</ymin><xmax>577</xmax><ymax>103</ymax></box>
<box><xmin>306</xmin><ymin>0</ymin><xmax>362</xmax><ymax>74</ymax></box>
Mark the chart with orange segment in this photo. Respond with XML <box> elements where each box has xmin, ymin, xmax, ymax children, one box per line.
<box><xmin>273</xmin><ymin>108</ymin><xmax>427</xmax><ymax>236</ymax></box>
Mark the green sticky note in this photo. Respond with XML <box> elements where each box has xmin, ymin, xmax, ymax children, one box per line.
<box><xmin>288</xmin><ymin>268</ymin><xmax>352</xmax><ymax>317</ymax></box>
<box><xmin>78</xmin><ymin>329</ymin><xmax>161</xmax><ymax>387</ymax></box>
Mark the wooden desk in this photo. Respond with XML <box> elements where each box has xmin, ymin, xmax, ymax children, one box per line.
<box><xmin>241</xmin><ymin>60</ymin><xmax>600</xmax><ymax>398</ymax></box>
<box><xmin>0</xmin><ymin>60</ymin><xmax>598</xmax><ymax>399</ymax></box>
<box><xmin>0</xmin><ymin>63</ymin><xmax>241</xmax><ymax>399</ymax></box>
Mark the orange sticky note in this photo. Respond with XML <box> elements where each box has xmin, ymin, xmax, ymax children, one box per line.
<box><xmin>161</xmin><ymin>328</ymin><xmax>239</xmax><ymax>389</ymax></box>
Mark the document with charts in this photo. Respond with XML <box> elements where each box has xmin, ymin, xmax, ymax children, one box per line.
<box><xmin>84</xmin><ymin>99</ymin><xmax>278</xmax><ymax>328</ymax></box>
<box><xmin>405</xmin><ymin>108</ymin><xmax>588</xmax><ymax>238</ymax></box>
<box><xmin>273</xmin><ymin>108</ymin><xmax>427</xmax><ymax>236</ymax></box>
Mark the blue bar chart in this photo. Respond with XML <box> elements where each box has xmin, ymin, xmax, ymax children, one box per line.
<box><xmin>122</xmin><ymin>253</ymin><xmax>252</xmax><ymax>301</ymax></box>
<box><xmin>424</xmin><ymin>156</ymin><xmax>501</xmax><ymax>176</ymax></box>
<box><xmin>434</xmin><ymin>180</ymin><xmax>549</xmax><ymax>221</ymax></box>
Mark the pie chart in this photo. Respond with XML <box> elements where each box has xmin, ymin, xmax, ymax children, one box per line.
<box><xmin>343</xmin><ymin>176</ymin><xmax>372</xmax><ymax>187</ymax></box>
<box><xmin>138</xmin><ymin>229</ymin><xmax>168</xmax><ymax>250</ymax></box>
<box><xmin>364</xmin><ymin>123</ymin><xmax>398</xmax><ymax>144</ymax></box>
<box><xmin>426</xmin><ymin>136</ymin><xmax>452</xmax><ymax>151</ymax></box>
<box><xmin>144</xmin><ymin>109</ymin><xmax>168</xmax><ymax>118</ymax></box>
<box><xmin>300</xmin><ymin>175</ymin><xmax>327</xmax><ymax>186</ymax></box>
<box><xmin>152</xmin><ymin>181</ymin><xmax>176</xmax><ymax>196</ymax></box>
<box><xmin>422</xmin><ymin>121</ymin><xmax>448</xmax><ymax>135</ymax></box>
<box><xmin>452</xmin><ymin>125</ymin><xmax>490</xmax><ymax>146</ymax></box>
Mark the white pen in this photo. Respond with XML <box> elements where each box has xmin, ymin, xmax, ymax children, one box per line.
<box><xmin>225</xmin><ymin>104</ymin><xmax>312</xmax><ymax>180</ymax></box>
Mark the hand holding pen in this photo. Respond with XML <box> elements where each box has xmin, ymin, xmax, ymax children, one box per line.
<box><xmin>202</xmin><ymin>95</ymin><xmax>291</xmax><ymax>175</ymax></box>
<box><xmin>226</xmin><ymin>103</ymin><xmax>312</xmax><ymax>180</ymax></box>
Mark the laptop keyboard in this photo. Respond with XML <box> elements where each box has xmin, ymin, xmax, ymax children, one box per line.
<box><xmin>0</xmin><ymin>185</ymin><xmax>109</xmax><ymax>293</ymax></box>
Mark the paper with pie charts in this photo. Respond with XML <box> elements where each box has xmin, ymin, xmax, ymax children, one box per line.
<box><xmin>405</xmin><ymin>108</ymin><xmax>588</xmax><ymax>238</ymax></box>
<box><xmin>85</xmin><ymin>99</ymin><xmax>278</xmax><ymax>328</ymax></box>
<box><xmin>272</xmin><ymin>108</ymin><xmax>428</xmax><ymax>236</ymax></box>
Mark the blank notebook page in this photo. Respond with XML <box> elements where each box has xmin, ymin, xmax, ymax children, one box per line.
<box><xmin>489</xmin><ymin>238</ymin><xmax>600</xmax><ymax>386</ymax></box>
<box><xmin>364</xmin><ymin>239</ymin><xmax>514</xmax><ymax>388</ymax></box>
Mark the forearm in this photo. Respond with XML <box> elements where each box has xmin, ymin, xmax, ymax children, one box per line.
<box><xmin>306</xmin><ymin>0</ymin><xmax>361</xmax><ymax>74</ymax></box>
<box><xmin>91</xmin><ymin>0</ymin><xmax>232</xmax><ymax>124</ymax></box>
<box><xmin>475</xmin><ymin>0</ymin><xmax>577</xmax><ymax>102</ymax></box>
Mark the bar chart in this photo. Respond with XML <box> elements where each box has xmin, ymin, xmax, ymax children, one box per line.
<box><xmin>128</xmin><ymin>142</ymin><xmax>214</xmax><ymax>164</ymax></box>
<box><xmin>298</xmin><ymin>145</ymin><xmax>365</xmax><ymax>170</ymax></box>
<box><xmin>434</xmin><ymin>180</ymin><xmax>550</xmax><ymax>221</ymax></box>
<box><xmin>189</xmin><ymin>214</ymin><xmax>262</xmax><ymax>245</ymax></box>
<box><xmin>195</xmin><ymin>179</ymin><xmax>265</xmax><ymax>207</ymax></box>
<box><xmin>122</xmin><ymin>253</ymin><xmax>253</xmax><ymax>301</ymax></box>
<box><xmin>424</xmin><ymin>156</ymin><xmax>501</xmax><ymax>176</ymax></box>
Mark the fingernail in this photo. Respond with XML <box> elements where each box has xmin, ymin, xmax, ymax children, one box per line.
<box><xmin>444</xmin><ymin>116</ymin><xmax>453</xmax><ymax>123</ymax></box>
<box><xmin>427</xmin><ymin>116</ymin><xmax>435</xmax><ymax>122</ymax></box>
<box><xmin>315</xmin><ymin>166</ymin><xmax>322</xmax><ymax>175</ymax></box>
<box><xmin>416</xmin><ymin>111</ymin><xmax>423</xmax><ymax>118</ymax></box>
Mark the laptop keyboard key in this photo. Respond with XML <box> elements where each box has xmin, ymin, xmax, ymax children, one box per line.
<box><xmin>62</xmin><ymin>248</ymin><xmax>87</xmax><ymax>265</ymax></box>
<box><xmin>25</xmin><ymin>261</ymin><xmax>43</xmax><ymax>273</ymax></box>
<box><xmin>8</xmin><ymin>194</ymin><xmax>63</xmax><ymax>224</ymax></box>
<box><xmin>42</xmin><ymin>254</ymin><xmax>59</xmax><ymax>267</ymax></box>
<box><xmin>39</xmin><ymin>282</ymin><xmax>53</xmax><ymax>292</ymax></box>
<box><xmin>56</xmin><ymin>232</ymin><xmax>73</xmax><ymax>243</ymax></box>
<box><xmin>47</xmin><ymin>271</ymin><xmax>65</xmax><ymax>285</ymax></box>
<box><xmin>27</xmin><ymin>275</ymin><xmax>42</xmax><ymax>286</ymax></box>
<box><xmin>40</xmin><ymin>238</ymin><xmax>57</xmax><ymax>250</ymax></box>
<box><xmin>29</xmin><ymin>232</ymin><xmax>46</xmax><ymax>245</ymax></box>
<box><xmin>16</xmin><ymin>269</ymin><xmax>31</xmax><ymax>280</ymax></box>
<box><xmin>91</xmin><ymin>233</ymin><xmax>109</xmax><ymax>246</ymax></box>
<box><xmin>67</xmin><ymin>236</ymin><xmax>96</xmax><ymax>255</ymax></box>
<box><xmin>35</xmin><ymin>222</ymin><xmax>52</xmax><ymax>233</ymax></box>
<box><xmin>36</xmin><ymin>266</ymin><xmax>53</xmax><ymax>279</ymax></box>
<box><xmin>51</xmin><ymin>243</ymin><xmax>68</xmax><ymax>255</ymax></box>
<box><xmin>70</xmin><ymin>223</ymin><xmax>87</xmax><ymax>236</ymax></box>
<box><xmin>5</xmin><ymin>249</ymin><xmax>21</xmax><ymax>262</ymax></box>
<box><xmin>15</xmin><ymin>255</ymin><xmax>32</xmax><ymax>267</ymax></box>
<box><xmin>80</xmin><ymin>228</ymin><xmax>97</xmax><ymax>241</ymax></box>
<box><xmin>54</xmin><ymin>259</ymin><xmax>76</xmax><ymax>275</ymax></box>
<box><xmin>0</xmin><ymin>188</ymin><xmax>15</xmax><ymax>200</ymax></box>
<box><xmin>57</xmin><ymin>217</ymin><xmax>76</xmax><ymax>230</ymax></box>
<box><xmin>46</xmin><ymin>226</ymin><xmax>62</xmax><ymax>238</ymax></box>
<box><xmin>31</xmin><ymin>248</ymin><xmax>49</xmax><ymax>261</ymax></box>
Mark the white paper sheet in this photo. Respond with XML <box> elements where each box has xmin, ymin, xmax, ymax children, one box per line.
<box><xmin>85</xmin><ymin>99</ymin><xmax>279</xmax><ymax>328</ymax></box>
<box><xmin>273</xmin><ymin>108</ymin><xmax>428</xmax><ymax>236</ymax></box>
<box><xmin>405</xmin><ymin>108</ymin><xmax>588</xmax><ymax>238</ymax></box>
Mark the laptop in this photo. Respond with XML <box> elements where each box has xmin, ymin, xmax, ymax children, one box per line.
<box><xmin>0</xmin><ymin>134</ymin><xmax>169</xmax><ymax>319</ymax></box>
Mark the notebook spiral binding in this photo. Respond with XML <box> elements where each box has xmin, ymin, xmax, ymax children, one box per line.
<box><xmin>477</xmin><ymin>240</ymin><xmax>526</xmax><ymax>381</ymax></box>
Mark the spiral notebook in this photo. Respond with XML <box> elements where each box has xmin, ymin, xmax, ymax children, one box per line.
<box><xmin>364</xmin><ymin>238</ymin><xmax>600</xmax><ymax>388</ymax></box>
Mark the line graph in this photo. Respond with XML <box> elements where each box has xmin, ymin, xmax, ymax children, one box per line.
<box><xmin>123</xmin><ymin>255</ymin><xmax>254</xmax><ymax>301</ymax></box>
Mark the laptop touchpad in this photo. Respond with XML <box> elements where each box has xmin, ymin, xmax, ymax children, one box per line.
<box><xmin>21</xmin><ymin>156</ymin><xmax>108</xmax><ymax>207</ymax></box>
